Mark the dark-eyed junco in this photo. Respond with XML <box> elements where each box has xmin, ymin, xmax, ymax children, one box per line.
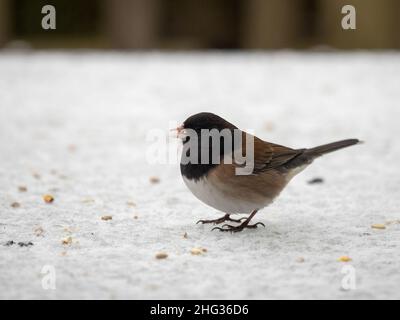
<box><xmin>176</xmin><ymin>112</ymin><xmax>360</xmax><ymax>232</ymax></box>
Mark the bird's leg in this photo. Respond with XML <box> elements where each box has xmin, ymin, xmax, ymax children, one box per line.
<box><xmin>197</xmin><ymin>213</ymin><xmax>247</xmax><ymax>225</ymax></box>
<box><xmin>212</xmin><ymin>210</ymin><xmax>265</xmax><ymax>232</ymax></box>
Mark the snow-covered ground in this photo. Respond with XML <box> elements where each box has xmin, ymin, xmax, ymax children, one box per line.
<box><xmin>0</xmin><ymin>51</ymin><xmax>399</xmax><ymax>299</ymax></box>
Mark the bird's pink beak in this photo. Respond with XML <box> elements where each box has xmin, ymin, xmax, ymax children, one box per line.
<box><xmin>170</xmin><ymin>125</ymin><xmax>185</xmax><ymax>138</ymax></box>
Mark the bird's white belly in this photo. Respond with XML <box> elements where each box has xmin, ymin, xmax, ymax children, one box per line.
<box><xmin>182</xmin><ymin>176</ymin><xmax>269</xmax><ymax>214</ymax></box>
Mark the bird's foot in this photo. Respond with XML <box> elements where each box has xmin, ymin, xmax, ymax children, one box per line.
<box><xmin>212</xmin><ymin>221</ymin><xmax>265</xmax><ymax>233</ymax></box>
<box><xmin>196</xmin><ymin>214</ymin><xmax>247</xmax><ymax>225</ymax></box>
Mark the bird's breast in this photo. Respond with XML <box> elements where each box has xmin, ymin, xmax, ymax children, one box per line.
<box><xmin>182</xmin><ymin>168</ymin><xmax>276</xmax><ymax>214</ymax></box>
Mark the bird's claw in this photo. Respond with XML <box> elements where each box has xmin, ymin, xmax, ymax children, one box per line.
<box><xmin>212</xmin><ymin>222</ymin><xmax>266</xmax><ymax>233</ymax></box>
<box><xmin>196</xmin><ymin>218</ymin><xmax>224</xmax><ymax>225</ymax></box>
<box><xmin>196</xmin><ymin>215</ymin><xmax>247</xmax><ymax>225</ymax></box>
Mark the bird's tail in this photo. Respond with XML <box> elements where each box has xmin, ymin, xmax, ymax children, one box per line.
<box><xmin>304</xmin><ymin>139</ymin><xmax>361</xmax><ymax>158</ymax></box>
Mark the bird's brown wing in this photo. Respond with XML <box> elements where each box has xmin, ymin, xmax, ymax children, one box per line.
<box><xmin>239</xmin><ymin>132</ymin><xmax>304</xmax><ymax>174</ymax></box>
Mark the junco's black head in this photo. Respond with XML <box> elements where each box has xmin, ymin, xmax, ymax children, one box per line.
<box><xmin>183</xmin><ymin>112</ymin><xmax>237</xmax><ymax>132</ymax></box>
<box><xmin>179</xmin><ymin>113</ymin><xmax>238</xmax><ymax>181</ymax></box>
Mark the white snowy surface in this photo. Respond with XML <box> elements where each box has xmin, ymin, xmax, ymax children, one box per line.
<box><xmin>0</xmin><ymin>51</ymin><xmax>400</xmax><ymax>300</ymax></box>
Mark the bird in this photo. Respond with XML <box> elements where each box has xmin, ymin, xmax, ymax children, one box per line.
<box><xmin>175</xmin><ymin>112</ymin><xmax>361</xmax><ymax>232</ymax></box>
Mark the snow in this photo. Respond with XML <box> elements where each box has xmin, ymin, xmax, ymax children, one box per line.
<box><xmin>0</xmin><ymin>51</ymin><xmax>400</xmax><ymax>299</ymax></box>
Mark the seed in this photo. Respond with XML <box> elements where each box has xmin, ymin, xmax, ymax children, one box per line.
<box><xmin>11</xmin><ymin>202</ymin><xmax>21</xmax><ymax>208</ymax></box>
<box><xmin>371</xmin><ymin>224</ymin><xmax>386</xmax><ymax>230</ymax></box>
<box><xmin>32</xmin><ymin>173</ymin><xmax>41</xmax><ymax>180</ymax></box>
<box><xmin>62</xmin><ymin>236</ymin><xmax>72</xmax><ymax>245</ymax></box>
<box><xmin>191</xmin><ymin>247</ymin><xmax>207</xmax><ymax>255</ymax></box>
<box><xmin>101</xmin><ymin>215</ymin><xmax>112</xmax><ymax>221</ymax></box>
<box><xmin>155</xmin><ymin>252</ymin><xmax>168</xmax><ymax>259</ymax></box>
<box><xmin>18</xmin><ymin>242</ymin><xmax>33</xmax><ymax>247</ymax></box>
<box><xmin>43</xmin><ymin>194</ymin><xmax>54</xmax><ymax>203</ymax></box>
<box><xmin>34</xmin><ymin>227</ymin><xmax>44</xmax><ymax>237</ymax></box>
<box><xmin>338</xmin><ymin>256</ymin><xmax>352</xmax><ymax>262</ymax></box>
<box><xmin>307</xmin><ymin>177</ymin><xmax>324</xmax><ymax>184</ymax></box>
<box><xmin>149</xmin><ymin>176</ymin><xmax>160</xmax><ymax>184</ymax></box>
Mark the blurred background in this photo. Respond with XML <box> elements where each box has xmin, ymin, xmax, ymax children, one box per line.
<box><xmin>1</xmin><ymin>0</ymin><xmax>400</xmax><ymax>50</ymax></box>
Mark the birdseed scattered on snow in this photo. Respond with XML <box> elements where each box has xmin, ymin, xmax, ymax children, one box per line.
<box><xmin>43</xmin><ymin>194</ymin><xmax>54</xmax><ymax>203</ymax></box>
<box><xmin>11</xmin><ymin>202</ymin><xmax>21</xmax><ymax>208</ymax></box>
<box><xmin>371</xmin><ymin>224</ymin><xmax>386</xmax><ymax>230</ymax></box>
<box><xmin>32</xmin><ymin>173</ymin><xmax>41</xmax><ymax>180</ymax></box>
<box><xmin>34</xmin><ymin>227</ymin><xmax>44</xmax><ymax>237</ymax></box>
<box><xmin>62</xmin><ymin>236</ymin><xmax>73</xmax><ymax>245</ymax></box>
<box><xmin>191</xmin><ymin>247</ymin><xmax>207</xmax><ymax>255</ymax></box>
<box><xmin>338</xmin><ymin>256</ymin><xmax>352</xmax><ymax>262</ymax></box>
<box><xmin>3</xmin><ymin>241</ymin><xmax>33</xmax><ymax>248</ymax></box>
<box><xmin>18</xmin><ymin>242</ymin><xmax>33</xmax><ymax>247</ymax></box>
<box><xmin>155</xmin><ymin>252</ymin><xmax>168</xmax><ymax>259</ymax></box>
<box><xmin>307</xmin><ymin>177</ymin><xmax>324</xmax><ymax>184</ymax></box>
<box><xmin>149</xmin><ymin>176</ymin><xmax>160</xmax><ymax>184</ymax></box>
